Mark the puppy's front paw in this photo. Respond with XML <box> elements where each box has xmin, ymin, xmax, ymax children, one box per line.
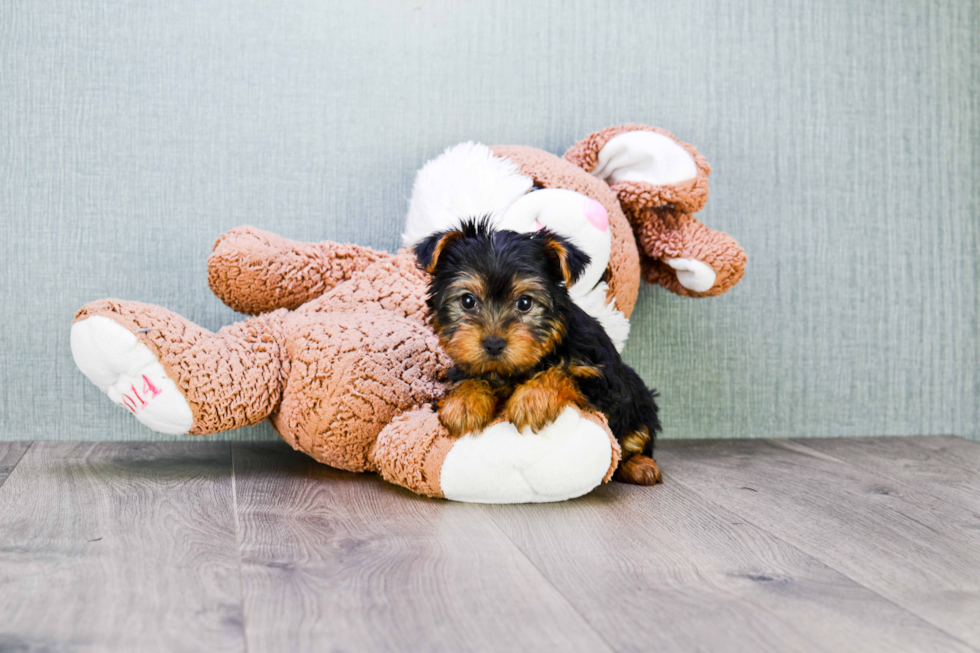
<box><xmin>614</xmin><ymin>454</ymin><xmax>663</xmax><ymax>486</ymax></box>
<box><xmin>438</xmin><ymin>379</ymin><xmax>497</xmax><ymax>437</ymax></box>
<box><xmin>505</xmin><ymin>368</ymin><xmax>588</xmax><ymax>433</ymax></box>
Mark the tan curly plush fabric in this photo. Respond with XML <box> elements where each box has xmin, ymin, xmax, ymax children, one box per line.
<box><xmin>299</xmin><ymin>249</ymin><xmax>431</xmax><ymax>323</ymax></box>
<box><xmin>490</xmin><ymin>145</ymin><xmax>641</xmax><ymax>318</ymax></box>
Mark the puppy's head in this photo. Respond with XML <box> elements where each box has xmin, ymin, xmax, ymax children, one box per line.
<box><xmin>415</xmin><ymin>217</ymin><xmax>590</xmax><ymax>376</ymax></box>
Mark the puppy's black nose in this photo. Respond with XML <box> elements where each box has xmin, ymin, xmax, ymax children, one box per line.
<box><xmin>482</xmin><ymin>336</ymin><xmax>506</xmax><ymax>357</ymax></box>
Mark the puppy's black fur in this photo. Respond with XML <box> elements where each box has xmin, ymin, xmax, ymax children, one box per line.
<box><xmin>554</xmin><ymin>306</ymin><xmax>662</xmax><ymax>457</ymax></box>
<box><xmin>415</xmin><ymin>217</ymin><xmax>661</xmax><ymax>482</ymax></box>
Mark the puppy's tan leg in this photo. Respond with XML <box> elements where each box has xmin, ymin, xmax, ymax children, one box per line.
<box><xmin>615</xmin><ymin>455</ymin><xmax>663</xmax><ymax>485</ymax></box>
<box><xmin>505</xmin><ymin>368</ymin><xmax>589</xmax><ymax>433</ymax></box>
<box><xmin>614</xmin><ymin>427</ymin><xmax>663</xmax><ymax>485</ymax></box>
<box><xmin>621</xmin><ymin>426</ymin><xmax>651</xmax><ymax>457</ymax></box>
<box><xmin>438</xmin><ymin>379</ymin><xmax>498</xmax><ymax>437</ymax></box>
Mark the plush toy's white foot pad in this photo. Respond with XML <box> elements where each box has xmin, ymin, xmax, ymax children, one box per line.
<box><xmin>71</xmin><ymin>316</ymin><xmax>194</xmax><ymax>435</ymax></box>
<box><xmin>666</xmin><ymin>258</ymin><xmax>717</xmax><ymax>292</ymax></box>
<box><xmin>439</xmin><ymin>407</ymin><xmax>614</xmax><ymax>503</ymax></box>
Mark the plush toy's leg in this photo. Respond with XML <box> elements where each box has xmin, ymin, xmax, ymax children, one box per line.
<box><xmin>71</xmin><ymin>300</ymin><xmax>288</xmax><ymax>435</ymax></box>
<box><xmin>372</xmin><ymin>406</ymin><xmax>621</xmax><ymax>503</ymax></box>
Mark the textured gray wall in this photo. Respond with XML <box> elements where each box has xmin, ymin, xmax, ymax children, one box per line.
<box><xmin>1</xmin><ymin>0</ymin><xmax>977</xmax><ymax>442</ymax></box>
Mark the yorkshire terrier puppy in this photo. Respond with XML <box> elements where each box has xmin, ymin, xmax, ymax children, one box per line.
<box><xmin>414</xmin><ymin>217</ymin><xmax>662</xmax><ymax>485</ymax></box>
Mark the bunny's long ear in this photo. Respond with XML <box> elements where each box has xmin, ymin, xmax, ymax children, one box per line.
<box><xmin>565</xmin><ymin>125</ymin><xmax>745</xmax><ymax>298</ymax></box>
<box><xmin>563</xmin><ymin>124</ymin><xmax>711</xmax><ymax>215</ymax></box>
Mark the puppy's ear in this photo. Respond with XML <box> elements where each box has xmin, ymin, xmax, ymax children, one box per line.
<box><xmin>540</xmin><ymin>232</ymin><xmax>591</xmax><ymax>287</ymax></box>
<box><xmin>414</xmin><ymin>229</ymin><xmax>462</xmax><ymax>274</ymax></box>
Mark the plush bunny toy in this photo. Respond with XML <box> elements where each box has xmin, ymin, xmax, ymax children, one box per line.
<box><xmin>70</xmin><ymin>124</ymin><xmax>744</xmax><ymax>503</ymax></box>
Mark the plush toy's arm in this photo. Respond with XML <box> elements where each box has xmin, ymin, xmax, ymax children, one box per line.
<box><xmin>207</xmin><ymin>226</ymin><xmax>389</xmax><ymax>315</ymax></box>
<box><xmin>371</xmin><ymin>405</ymin><xmax>621</xmax><ymax>503</ymax></box>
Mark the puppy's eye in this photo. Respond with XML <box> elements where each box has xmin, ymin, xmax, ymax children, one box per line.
<box><xmin>516</xmin><ymin>295</ymin><xmax>533</xmax><ymax>313</ymax></box>
<box><xmin>460</xmin><ymin>293</ymin><xmax>477</xmax><ymax>310</ymax></box>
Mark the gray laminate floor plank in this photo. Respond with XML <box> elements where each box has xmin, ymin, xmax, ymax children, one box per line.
<box><xmin>0</xmin><ymin>441</ymin><xmax>31</xmax><ymax>488</ymax></box>
<box><xmin>656</xmin><ymin>438</ymin><xmax>980</xmax><ymax>648</ymax></box>
<box><xmin>481</xmin><ymin>476</ymin><xmax>973</xmax><ymax>653</ymax></box>
<box><xmin>798</xmin><ymin>436</ymin><xmax>980</xmax><ymax>513</ymax></box>
<box><xmin>0</xmin><ymin>441</ymin><xmax>246</xmax><ymax>653</ymax></box>
<box><xmin>232</xmin><ymin>441</ymin><xmax>612</xmax><ymax>653</ymax></box>
<box><xmin>4</xmin><ymin>438</ymin><xmax>978</xmax><ymax>652</ymax></box>
<box><xmin>904</xmin><ymin>435</ymin><xmax>980</xmax><ymax>468</ymax></box>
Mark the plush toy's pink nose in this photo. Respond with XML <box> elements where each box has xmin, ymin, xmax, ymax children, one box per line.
<box><xmin>585</xmin><ymin>199</ymin><xmax>609</xmax><ymax>231</ymax></box>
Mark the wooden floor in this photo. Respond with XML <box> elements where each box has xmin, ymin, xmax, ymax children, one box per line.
<box><xmin>0</xmin><ymin>437</ymin><xmax>978</xmax><ymax>653</ymax></box>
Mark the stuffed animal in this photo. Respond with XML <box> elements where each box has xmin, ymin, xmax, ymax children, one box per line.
<box><xmin>70</xmin><ymin>124</ymin><xmax>744</xmax><ymax>503</ymax></box>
